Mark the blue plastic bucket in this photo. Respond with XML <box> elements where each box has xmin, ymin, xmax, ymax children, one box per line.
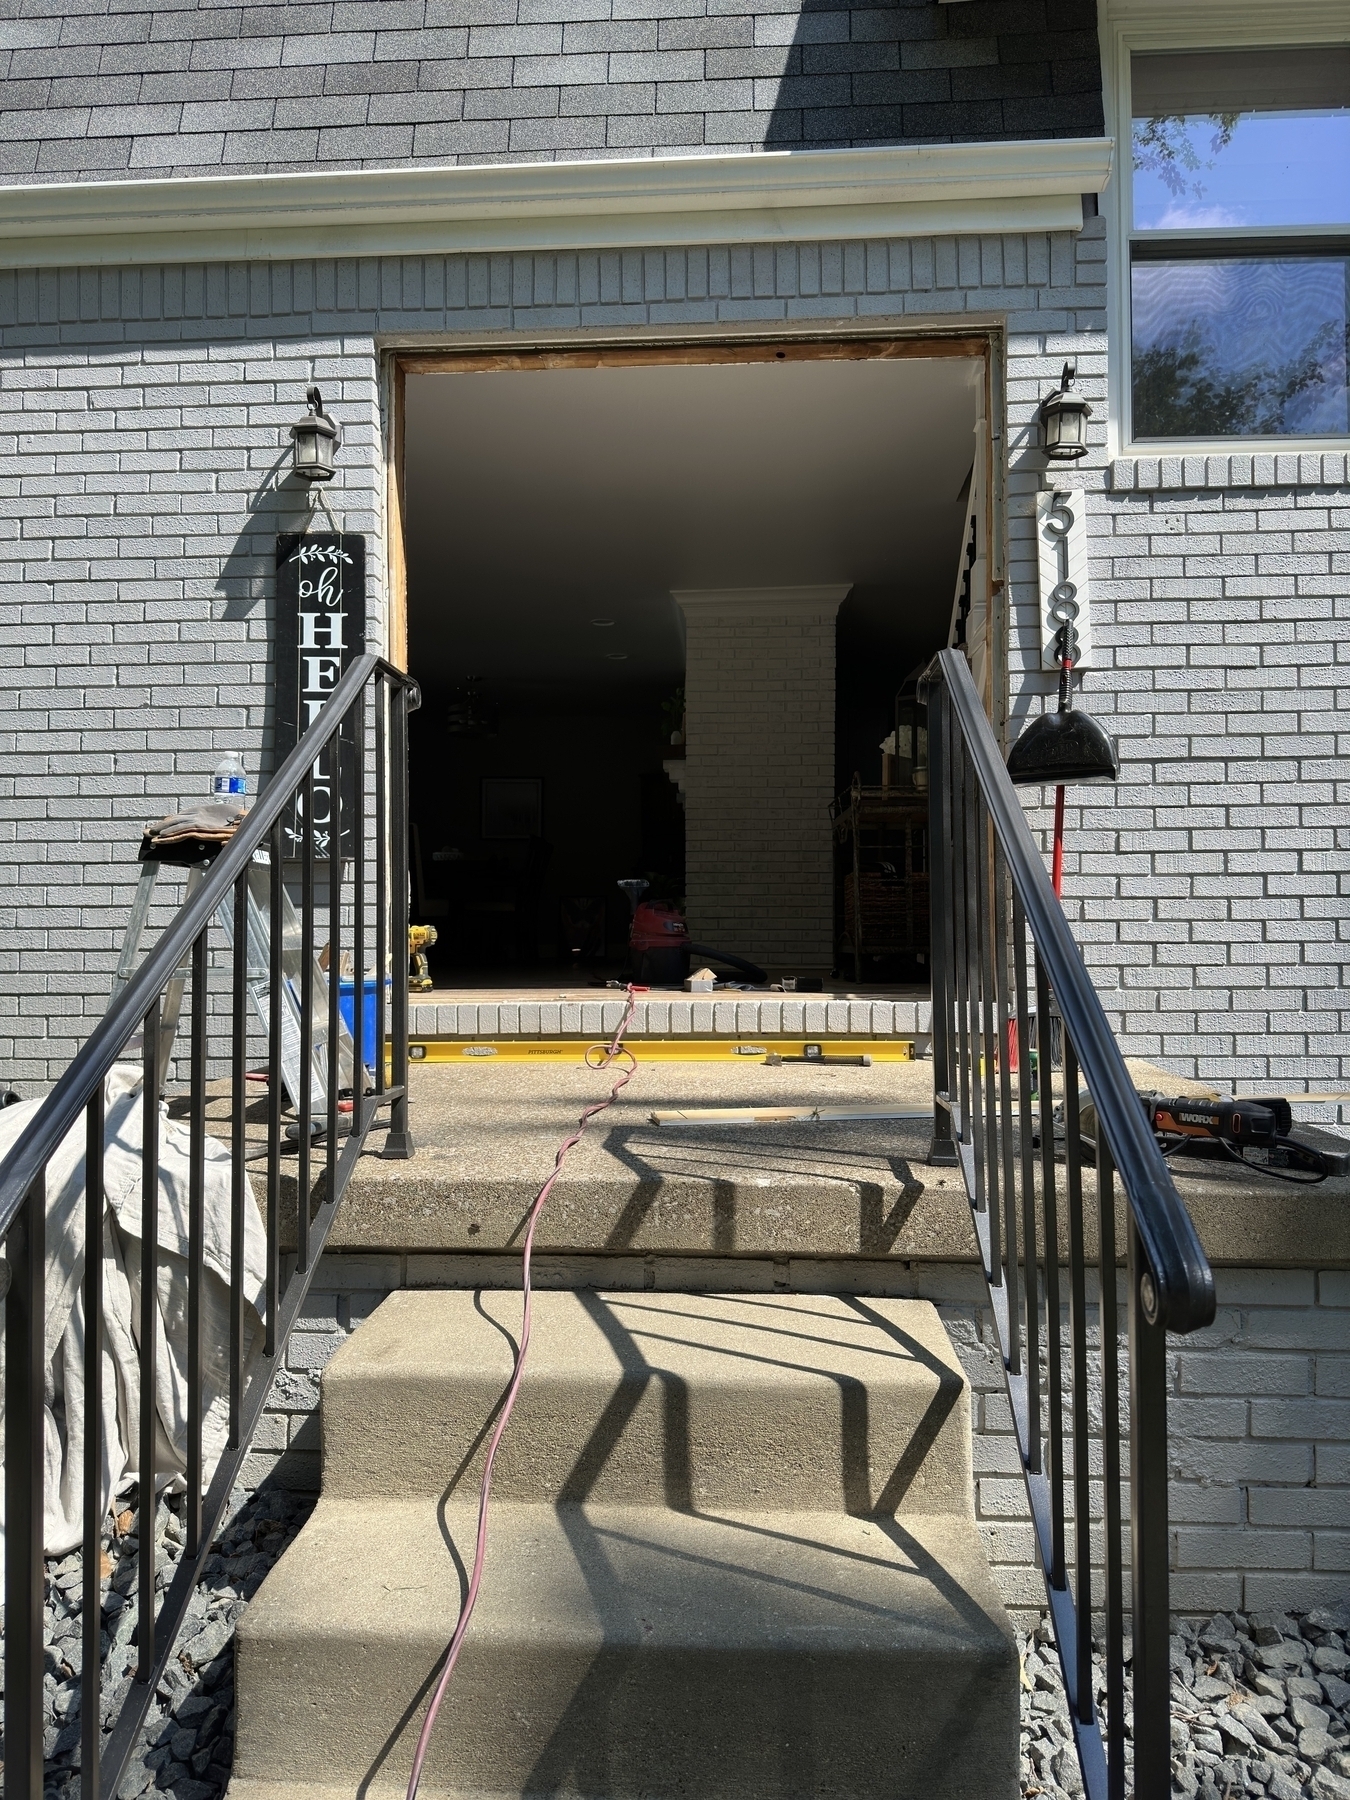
<box><xmin>339</xmin><ymin>978</ymin><xmax>390</xmax><ymax>1068</ymax></box>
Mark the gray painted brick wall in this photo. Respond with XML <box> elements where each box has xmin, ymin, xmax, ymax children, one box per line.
<box><xmin>0</xmin><ymin>0</ymin><xmax>1103</xmax><ymax>177</ymax></box>
<box><xmin>1006</xmin><ymin>391</ymin><xmax>1350</xmax><ymax>1102</ymax></box>
<box><xmin>0</xmin><ymin>219</ymin><xmax>1103</xmax><ymax>1087</ymax></box>
<box><xmin>256</xmin><ymin>1252</ymin><xmax>1350</xmax><ymax>1619</ymax></box>
<box><xmin>0</xmin><ymin>214</ymin><xmax>1344</xmax><ymax>1101</ymax></box>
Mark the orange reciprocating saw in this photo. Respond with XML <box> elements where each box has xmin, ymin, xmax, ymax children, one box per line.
<box><xmin>1144</xmin><ymin>1094</ymin><xmax>1350</xmax><ymax>1184</ymax></box>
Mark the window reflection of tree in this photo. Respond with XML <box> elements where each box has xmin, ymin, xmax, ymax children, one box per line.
<box><xmin>1132</xmin><ymin>113</ymin><xmax>1240</xmax><ymax>203</ymax></box>
<box><xmin>1132</xmin><ymin>318</ymin><xmax>1342</xmax><ymax>438</ymax></box>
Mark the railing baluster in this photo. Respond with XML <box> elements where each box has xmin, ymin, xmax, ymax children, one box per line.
<box><xmin>1037</xmin><ymin>954</ymin><xmax>1066</xmax><ymax>1588</ymax></box>
<box><xmin>977</xmin><ymin>795</ymin><xmax>1002</xmax><ymax>1279</ymax></box>
<box><xmin>964</xmin><ymin>756</ymin><xmax>987</xmax><ymax>1214</ymax></box>
<box><xmin>951</xmin><ymin>730</ymin><xmax>973</xmax><ymax>1147</ymax></box>
<box><xmin>994</xmin><ymin>846</ymin><xmax>1019</xmax><ymax>1366</ymax></box>
<box><xmin>266</xmin><ymin>823</ymin><xmax>283</xmax><ymax>1357</ymax></box>
<box><xmin>926</xmin><ymin>678</ymin><xmax>957</xmax><ymax>1164</ymax></box>
<box><xmin>230</xmin><ymin>875</ymin><xmax>248</xmax><ymax>1446</ymax></box>
<box><xmin>1098</xmin><ymin>1139</ymin><xmax>1126</xmax><ymax>1797</ymax></box>
<box><xmin>1063</xmin><ymin>1034</ymin><xmax>1093</xmax><ymax>1724</ymax></box>
<box><xmin>187</xmin><ymin>932</ymin><xmax>207</xmax><ymax>1554</ymax></box>
<box><xmin>139</xmin><ymin>994</ymin><xmax>160</xmax><ymax>1677</ymax></box>
<box><xmin>387</xmin><ymin>674</ymin><xmax>414</xmax><ymax>1157</ymax></box>
<box><xmin>299</xmin><ymin>762</ymin><xmax>316</xmax><ymax>1271</ymax></box>
<box><xmin>327</xmin><ymin>722</ymin><xmax>342</xmax><ymax>1191</ymax></box>
<box><xmin>5</xmin><ymin>1171</ymin><xmax>46</xmax><ymax>1800</ymax></box>
<box><xmin>82</xmin><ymin>1086</ymin><xmax>105</xmax><ymax>1800</ymax></box>
<box><xmin>352</xmin><ymin>686</ymin><xmax>367</xmax><ymax>1134</ymax></box>
<box><xmin>1130</xmin><ymin>1214</ymin><xmax>1172</xmax><ymax>1798</ymax></box>
<box><xmin>1013</xmin><ymin>895</ymin><xmax>1040</xmax><ymax>1471</ymax></box>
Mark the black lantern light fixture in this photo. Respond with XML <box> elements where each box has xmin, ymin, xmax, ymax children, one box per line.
<box><xmin>1038</xmin><ymin>361</ymin><xmax>1092</xmax><ymax>461</ymax></box>
<box><xmin>290</xmin><ymin>384</ymin><xmax>341</xmax><ymax>483</ymax></box>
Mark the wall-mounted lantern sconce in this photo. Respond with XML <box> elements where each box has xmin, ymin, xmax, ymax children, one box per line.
<box><xmin>1038</xmin><ymin>361</ymin><xmax>1092</xmax><ymax>461</ymax></box>
<box><xmin>289</xmin><ymin>384</ymin><xmax>341</xmax><ymax>483</ymax></box>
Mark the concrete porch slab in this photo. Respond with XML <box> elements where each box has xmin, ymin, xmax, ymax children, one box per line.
<box><xmin>329</xmin><ymin>1058</ymin><xmax>1350</xmax><ymax>1266</ymax></box>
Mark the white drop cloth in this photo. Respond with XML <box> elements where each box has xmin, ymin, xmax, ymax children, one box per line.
<box><xmin>0</xmin><ymin>1064</ymin><xmax>268</xmax><ymax>1574</ymax></box>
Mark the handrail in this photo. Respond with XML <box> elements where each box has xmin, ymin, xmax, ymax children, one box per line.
<box><xmin>933</xmin><ymin>648</ymin><xmax>1214</xmax><ymax>1334</ymax></box>
<box><xmin>923</xmin><ymin>645</ymin><xmax>1216</xmax><ymax>1800</ymax></box>
<box><xmin>1</xmin><ymin>645</ymin><xmax>420</xmax><ymax>1800</ymax></box>
<box><xmin>0</xmin><ymin>651</ymin><xmax>417</xmax><ymax>1238</ymax></box>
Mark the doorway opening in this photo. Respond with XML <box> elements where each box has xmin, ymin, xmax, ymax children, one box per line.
<box><xmin>396</xmin><ymin>337</ymin><xmax>990</xmax><ymax>996</ymax></box>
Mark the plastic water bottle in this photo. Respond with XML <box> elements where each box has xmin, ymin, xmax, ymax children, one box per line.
<box><xmin>212</xmin><ymin>751</ymin><xmax>247</xmax><ymax>802</ymax></box>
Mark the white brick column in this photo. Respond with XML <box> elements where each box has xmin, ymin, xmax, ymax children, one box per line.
<box><xmin>674</xmin><ymin>585</ymin><xmax>849</xmax><ymax>975</ymax></box>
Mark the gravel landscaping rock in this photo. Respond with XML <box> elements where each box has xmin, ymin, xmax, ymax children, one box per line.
<box><xmin>12</xmin><ymin>1514</ymin><xmax>1349</xmax><ymax>1800</ymax></box>
<box><xmin>9</xmin><ymin>1480</ymin><xmax>313</xmax><ymax>1800</ymax></box>
<box><xmin>1019</xmin><ymin>1605</ymin><xmax>1350</xmax><ymax>1800</ymax></box>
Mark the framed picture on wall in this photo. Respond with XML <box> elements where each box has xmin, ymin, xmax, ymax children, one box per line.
<box><xmin>482</xmin><ymin>777</ymin><xmax>542</xmax><ymax>839</ymax></box>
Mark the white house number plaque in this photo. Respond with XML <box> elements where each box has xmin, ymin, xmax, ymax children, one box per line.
<box><xmin>1036</xmin><ymin>488</ymin><xmax>1092</xmax><ymax>671</ymax></box>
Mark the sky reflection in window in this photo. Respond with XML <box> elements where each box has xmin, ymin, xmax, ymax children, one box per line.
<box><xmin>1132</xmin><ymin>112</ymin><xmax>1350</xmax><ymax>231</ymax></box>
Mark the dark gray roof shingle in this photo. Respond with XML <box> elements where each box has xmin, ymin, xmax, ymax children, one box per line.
<box><xmin>4</xmin><ymin>0</ymin><xmax>1103</xmax><ymax>181</ymax></box>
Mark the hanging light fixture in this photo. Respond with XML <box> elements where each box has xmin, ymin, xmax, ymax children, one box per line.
<box><xmin>1038</xmin><ymin>361</ymin><xmax>1093</xmax><ymax>461</ymax></box>
<box><xmin>289</xmin><ymin>384</ymin><xmax>341</xmax><ymax>483</ymax></box>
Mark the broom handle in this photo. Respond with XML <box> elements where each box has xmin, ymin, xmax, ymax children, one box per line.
<box><xmin>1051</xmin><ymin>783</ymin><xmax>1066</xmax><ymax>898</ymax></box>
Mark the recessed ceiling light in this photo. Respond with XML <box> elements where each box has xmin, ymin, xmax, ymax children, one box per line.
<box><xmin>591</xmin><ymin>617</ymin><xmax>615</xmax><ymax>627</ymax></box>
<box><xmin>605</xmin><ymin>652</ymin><xmax>628</xmax><ymax>661</ymax></box>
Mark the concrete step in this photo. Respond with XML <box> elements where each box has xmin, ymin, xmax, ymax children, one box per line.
<box><xmin>319</xmin><ymin>1290</ymin><xmax>974</xmax><ymax>1515</ymax></box>
<box><xmin>232</xmin><ymin>1499</ymin><xmax>1016</xmax><ymax>1800</ymax></box>
<box><xmin>231</xmin><ymin>1292</ymin><xmax>1018</xmax><ymax>1800</ymax></box>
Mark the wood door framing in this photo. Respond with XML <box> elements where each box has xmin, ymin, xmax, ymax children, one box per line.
<box><xmin>382</xmin><ymin>326</ymin><xmax>1006</xmax><ymax>708</ymax></box>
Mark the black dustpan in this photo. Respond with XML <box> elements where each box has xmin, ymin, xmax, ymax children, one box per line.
<box><xmin>1006</xmin><ymin>707</ymin><xmax>1119</xmax><ymax>786</ymax></box>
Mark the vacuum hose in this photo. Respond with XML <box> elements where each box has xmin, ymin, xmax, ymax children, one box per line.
<box><xmin>687</xmin><ymin>943</ymin><xmax>768</xmax><ymax>986</ymax></box>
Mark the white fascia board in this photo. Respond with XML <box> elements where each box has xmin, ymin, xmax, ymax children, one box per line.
<box><xmin>0</xmin><ymin>138</ymin><xmax>1114</xmax><ymax>270</ymax></box>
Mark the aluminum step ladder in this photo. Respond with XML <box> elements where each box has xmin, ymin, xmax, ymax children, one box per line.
<box><xmin>112</xmin><ymin>852</ymin><xmax>354</xmax><ymax>1110</ymax></box>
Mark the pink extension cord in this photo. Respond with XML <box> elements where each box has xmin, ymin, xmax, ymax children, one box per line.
<box><xmin>404</xmin><ymin>986</ymin><xmax>641</xmax><ymax>1800</ymax></box>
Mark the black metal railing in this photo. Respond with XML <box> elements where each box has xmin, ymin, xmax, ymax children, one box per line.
<box><xmin>923</xmin><ymin>648</ymin><xmax>1215</xmax><ymax>1800</ymax></box>
<box><xmin>0</xmin><ymin>651</ymin><xmax>417</xmax><ymax>1800</ymax></box>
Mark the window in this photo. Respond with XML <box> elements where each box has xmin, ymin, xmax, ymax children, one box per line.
<box><xmin>1128</xmin><ymin>46</ymin><xmax>1350</xmax><ymax>441</ymax></box>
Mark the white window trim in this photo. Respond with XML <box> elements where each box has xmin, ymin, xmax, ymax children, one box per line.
<box><xmin>1101</xmin><ymin>0</ymin><xmax>1350</xmax><ymax>460</ymax></box>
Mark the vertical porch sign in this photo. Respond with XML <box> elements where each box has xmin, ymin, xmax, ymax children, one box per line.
<box><xmin>274</xmin><ymin>532</ymin><xmax>367</xmax><ymax>858</ymax></box>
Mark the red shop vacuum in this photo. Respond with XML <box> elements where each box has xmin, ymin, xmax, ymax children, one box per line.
<box><xmin>618</xmin><ymin>880</ymin><xmax>767</xmax><ymax>986</ymax></box>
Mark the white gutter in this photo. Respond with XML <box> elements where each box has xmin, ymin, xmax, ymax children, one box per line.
<box><xmin>0</xmin><ymin>138</ymin><xmax>1114</xmax><ymax>269</ymax></box>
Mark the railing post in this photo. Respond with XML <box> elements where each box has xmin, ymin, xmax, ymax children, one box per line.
<box><xmin>925</xmin><ymin>674</ymin><xmax>957</xmax><ymax>1166</ymax></box>
<box><xmin>82</xmin><ymin>1088</ymin><xmax>106</xmax><ymax>1800</ymax></box>
<box><xmin>5</xmin><ymin>1175</ymin><xmax>46</xmax><ymax>1800</ymax></box>
<box><xmin>385</xmin><ymin>674</ymin><xmax>415</xmax><ymax>1158</ymax></box>
<box><xmin>1129</xmin><ymin>1217</ymin><xmax>1172</xmax><ymax>1797</ymax></box>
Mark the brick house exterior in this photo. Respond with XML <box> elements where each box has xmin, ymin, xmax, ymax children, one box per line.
<box><xmin>2</xmin><ymin>0</ymin><xmax>1349</xmax><ymax>1621</ymax></box>
<box><xmin>1</xmin><ymin>0</ymin><xmax>1343</xmax><ymax>1104</ymax></box>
